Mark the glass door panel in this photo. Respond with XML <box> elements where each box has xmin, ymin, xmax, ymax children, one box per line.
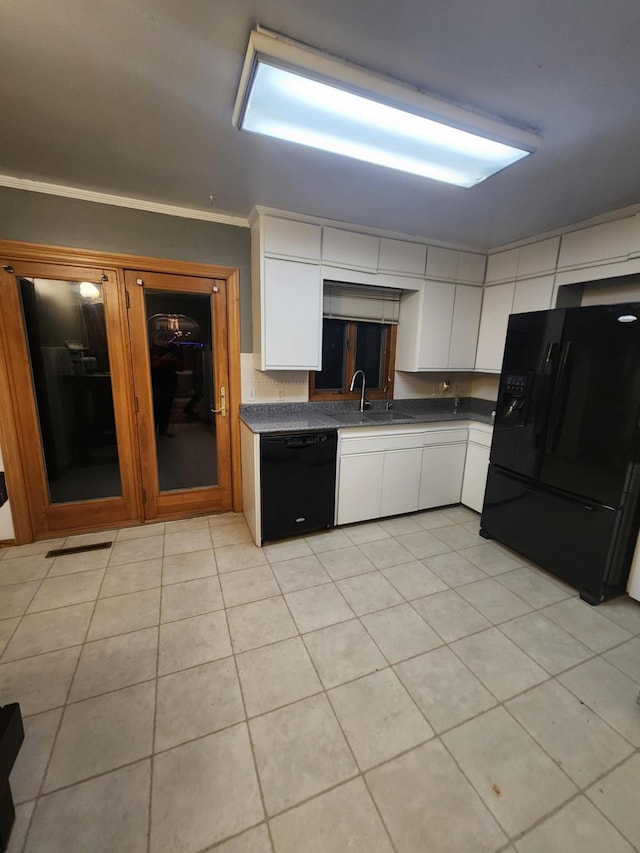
<box><xmin>145</xmin><ymin>290</ymin><xmax>219</xmax><ymax>492</ymax></box>
<box><xmin>18</xmin><ymin>277</ymin><xmax>123</xmax><ymax>504</ymax></box>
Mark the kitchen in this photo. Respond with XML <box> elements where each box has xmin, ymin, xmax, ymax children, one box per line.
<box><xmin>1</xmin><ymin>2</ymin><xmax>640</xmax><ymax>852</ymax></box>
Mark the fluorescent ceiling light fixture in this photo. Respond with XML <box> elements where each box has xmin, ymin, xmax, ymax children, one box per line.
<box><xmin>233</xmin><ymin>28</ymin><xmax>540</xmax><ymax>188</ymax></box>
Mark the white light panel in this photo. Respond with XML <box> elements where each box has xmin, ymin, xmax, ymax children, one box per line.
<box><xmin>234</xmin><ymin>33</ymin><xmax>538</xmax><ymax>188</ymax></box>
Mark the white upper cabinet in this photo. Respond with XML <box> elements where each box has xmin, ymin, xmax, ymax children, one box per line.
<box><xmin>475</xmin><ymin>282</ymin><xmax>515</xmax><ymax>372</ymax></box>
<box><xmin>417</xmin><ymin>282</ymin><xmax>456</xmax><ymax>369</ymax></box>
<box><xmin>511</xmin><ymin>274</ymin><xmax>555</xmax><ymax>314</ymax></box>
<box><xmin>557</xmin><ymin>217</ymin><xmax>635</xmax><ymax>269</ymax></box>
<box><xmin>516</xmin><ymin>237</ymin><xmax>560</xmax><ymax>278</ymax></box>
<box><xmin>426</xmin><ymin>247</ymin><xmax>485</xmax><ymax>284</ymax></box>
<box><xmin>448</xmin><ymin>285</ymin><xmax>483</xmax><ymax>369</ymax></box>
<box><xmin>263</xmin><ymin>216</ymin><xmax>322</xmax><ymax>261</ymax></box>
<box><xmin>485</xmin><ymin>248</ymin><xmax>519</xmax><ymax>284</ymax></box>
<box><xmin>378</xmin><ymin>237</ymin><xmax>427</xmax><ymax>276</ymax></box>
<box><xmin>396</xmin><ymin>283</ymin><xmax>453</xmax><ymax>371</ymax></box>
<box><xmin>426</xmin><ymin>246</ymin><xmax>458</xmax><ymax>281</ymax></box>
<box><xmin>322</xmin><ymin>227</ymin><xmax>380</xmax><ymax>270</ymax></box>
<box><xmin>259</xmin><ymin>258</ymin><xmax>322</xmax><ymax>371</ymax></box>
<box><xmin>486</xmin><ymin>237</ymin><xmax>559</xmax><ymax>284</ymax></box>
<box><xmin>396</xmin><ymin>281</ymin><xmax>481</xmax><ymax>371</ymax></box>
<box><xmin>456</xmin><ymin>251</ymin><xmax>486</xmax><ymax>285</ymax></box>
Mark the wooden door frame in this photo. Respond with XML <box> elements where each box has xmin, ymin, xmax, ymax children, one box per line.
<box><xmin>0</xmin><ymin>239</ymin><xmax>243</xmax><ymax>544</ymax></box>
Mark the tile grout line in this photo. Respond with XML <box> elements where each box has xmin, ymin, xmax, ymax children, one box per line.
<box><xmin>1</xmin><ymin>511</ymin><xmax>639</xmax><ymax>851</ymax></box>
<box><xmin>217</xmin><ymin>549</ymin><xmax>276</xmax><ymax>853</ymax></box>
<box><xmin>17</xmin><ymin>541</ymin><xmax>117</xmax><ymax>853</ymax></box>
<box><xmin>271</xmin><ymin>566</ymin><xmax>401</xmax><ymax>853</ymax></box>
<box><xmin>146</xmin><ymin>530</ymin><xmax>168</xmax><ymax>853</ymax></box>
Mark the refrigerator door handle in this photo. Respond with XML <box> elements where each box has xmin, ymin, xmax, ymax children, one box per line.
<box><xmin>545</xmin><ymin>340</ymin><xmax>572</xmax><ymax>454</ymax></box>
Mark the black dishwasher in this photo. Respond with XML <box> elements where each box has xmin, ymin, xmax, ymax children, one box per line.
<box><xmin>260</xmin><ymin>431</ymin><xmax>337</xmax><ymax>542</ymax></box>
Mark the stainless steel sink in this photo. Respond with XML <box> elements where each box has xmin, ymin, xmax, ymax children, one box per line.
<box><xmin>363</xmin><ymin>411</ymin><xmax>413</xmax><ymax>422</ymax></box>
<box><xmin>330</xmin><ymin>411</ymin><xmax>413</xmax><ymax>424</ymax></box>
<box><xmin>330</xmin><ymin>412</ymin><xmax>369</xmax><ymax>424</ymax></box>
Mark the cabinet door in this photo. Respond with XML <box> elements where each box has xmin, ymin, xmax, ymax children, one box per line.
<box><xmin>456</xmin><ymin>251</ymin><xmax>486</xmax><ymax>285</ymax></box>
<box><xmin>417</xmin><ymin>281</ymin><xmax>455</xmax><ymax>369</ymax></box>
<box><xmin>323</xmin><ymin>228</ymin><xmax>380</xmax><ymax>270</ymax></box>
<box><xmin>419</xmin><ymin>444</ymin><xmax>466</xmax><ymax>509</ymax></box>
<box><xmin>262</xmin><ymin>258</ymin><xmax>322</xmax><ymax>370</ymax></box>
<box><xmin>558</xmin><ymin>218</ymin><xmax>634</xmax><ymax>269</ymax></box>
<box><xmin>474</xmin><ymin>282</ymin><xmax>515</xmax><ymax>372</ymax></box>
<box><xmin>380</xmin><ymin>448</ymin><xmax>422</xmax><ymax>518</ymax></box>
<box><xmin>337</xmin><ymin>453</ymin><xmax>384</xmax><ymax>525</ymax></box>
<box><xmin>263</xmin><ymin>217</ymin><xmax>322</xmax><ymax>260</ymax></box>
<box><xmin>379</xmin><ymin>238</ymin><xmax>426</xmax><ymax>276</ymax></box>
<box><xmin>461</xmin><ymin>442</ymin><xmax>490</xmax><ymax>513</ymax></box>
<box><xmin>511</xmin><ymin>275</ymin><xmax>554</xmax><ymax>314</ymax></box>
<box><xmin>516</xmin><ymin>238</ymin><xmax>560</xmax><ymax>278</ymax></box>
<box><xmin>448</xmin><ymin>285</ymin><xmax>482</xmax><ymax>369</ymax></box>
<box><xmin>485</xmin><ymin>248</ymin><xmax>518</xmax><ymax>284</ymax></box>
<box><xmin>426</xmin><ymin>246</ymin><xmax>458</xmax><ymax>281</ymax></box>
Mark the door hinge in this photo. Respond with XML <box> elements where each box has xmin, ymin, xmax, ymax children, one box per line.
<box><xmin>134</xmin><ymin>396</ymin><xmax>139</xmax><ymax>412</ymax></box>
<box><xmin>125</xmin><ymin>291</ymin><xmax>130</xmax><ymax>309</ymax></box>
<box><xmin>142</xmin><ymin>488</ymin><xmax>147</xmax><ymax>505</ymax></box>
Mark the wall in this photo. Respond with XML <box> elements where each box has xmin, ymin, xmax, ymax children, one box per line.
<box><xmin>0</xmin><ymin>446</ymin><xmax>14</xmax><ymax>541</ymax></box>
<box><xmin>0</xmin><ymin>187</ymin><xmax>252</xmax><ymax>540</ymax></box>
<box><xmin>0</xmin><ymin>187</ymin><xmax>252</xmax><ymax>350</ymax></box>
<box><xmin>579</xmin><ymin>278</ymin><xmax>640</xmax><ymax>306</ymax></box>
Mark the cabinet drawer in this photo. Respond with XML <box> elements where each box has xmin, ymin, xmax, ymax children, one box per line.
<box><xmin>422</xmin><ymin>428</ymin><xmax>468</xmax><ymax>446</ymax></box>
<box><xmin>467</xmin><ymin>426</ymin><xmax>493</xmax><ymax>448</ymax></box>
<box><xmin>341</xmin><ymin>430</ymin><xmax>424</xmax><ymax>455</ymax></box>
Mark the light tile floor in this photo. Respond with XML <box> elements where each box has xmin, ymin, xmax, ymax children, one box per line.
<box><xmin>1</xmin><ymin>506</ymin><xmax>639</xmax><ymax>852</ymax></box>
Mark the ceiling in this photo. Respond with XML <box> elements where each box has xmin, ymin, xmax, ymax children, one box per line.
<box><xmin>2</xmin><ymin>0</ymin><xmax>640</xmax><ymax>250</ymax></box>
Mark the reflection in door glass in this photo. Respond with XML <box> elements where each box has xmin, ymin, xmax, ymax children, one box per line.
<box><xmin>18</xmin><ymin>278</ymin><xmax>122</xmax><ymax>503</ymax></box>
<box><xmin>145</xmin><ymin>291</ymin><xmax>218</xmax><ymax>492</ymax></box>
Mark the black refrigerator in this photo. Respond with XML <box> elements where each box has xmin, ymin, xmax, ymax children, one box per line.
<box><xmin>480</xmin><ymin>303</ymin><xmax>640</xmax><ymax>604</ymax></box>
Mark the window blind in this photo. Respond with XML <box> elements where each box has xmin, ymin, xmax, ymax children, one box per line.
<box><xmin>323</xmin><ymin>281</ymin><xmax>402</xmax><ymax>325</ymax></box>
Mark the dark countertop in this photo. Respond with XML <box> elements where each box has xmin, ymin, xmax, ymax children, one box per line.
<box><xmin>240</xmin><ymin>398</ymin><xmax>495</xmax><ymax>434</ymax></box>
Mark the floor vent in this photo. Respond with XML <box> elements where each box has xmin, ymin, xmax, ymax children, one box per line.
<box><xmin>45</xmin><ymin>541</ymin><xmax>113</xmax><ymax>558</ymax></box>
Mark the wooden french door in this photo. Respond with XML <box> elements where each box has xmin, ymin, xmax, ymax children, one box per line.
<box><xmin>0</xmin><ymin>256</ymin><xmax>236</xmax><ymax>541</ymax></box>
<box><xmin>125</xmin><ymin>270</ymin><xmax>233</xmax><ymax>520</ymax></box>
<box><xmin>0</xmin><ymin>261</ymin><xmax>141</xmax><ymax>535</ymax></box>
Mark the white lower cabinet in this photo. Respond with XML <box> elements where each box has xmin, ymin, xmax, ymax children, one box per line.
<box><xmin>380</xmin><ymin>448</ymin><xmax>423</xmax><ymax>517</ymax></box>
<box><xmin>419</xmin><ymin>443</ymin><xmax>467</xmax><ymax>509</ymax></box>
<box><xmin>336</xmin><ymin>452</ymin><xmax>384</xmax><ymax>525</ymax></box>
<box><xmin>336</xmin><ymin>424</ymin><xmax>470</xmax><ymax>525</ymax></box>
<box><xmin>461</xmin><ymin>425</ymin><xmax>493</xmax><ymax>513</ymax></box>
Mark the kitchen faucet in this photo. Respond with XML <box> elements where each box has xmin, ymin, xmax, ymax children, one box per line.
<box><xmin>383</xmin><ymin>383</ymin><xmax>393</xmax><ymax>411</ymax></box>
<box><xmin>349</xmin><ymin>369</ymin><xmax>369</xmax><ymax>412</ymax></box>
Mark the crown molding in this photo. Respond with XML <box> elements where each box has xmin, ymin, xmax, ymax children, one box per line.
<box><xmin>0</xmin><ymin>174</ymin><xmax>250</xmax><ymax>229</ymax></box>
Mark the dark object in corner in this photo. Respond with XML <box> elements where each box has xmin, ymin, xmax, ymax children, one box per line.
<box><xmin>0</xmin><ymin>703</ymin><xmax>24</xmax><ymax>852</ymax></box>
<box><xmin>0</xmin><ymin>473</ymin><xmax>7</xmax><ymax>508</ymax></box>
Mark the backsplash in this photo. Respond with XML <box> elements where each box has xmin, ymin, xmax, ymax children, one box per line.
<box><xmin>240</xmin><ymin>353</ymin><xmax>497</xmax><ymax>405</ymax></box>
<box><xmin>240</xmin><ymin>353</ymin><xmax>309</xmax><ymax>403</ymax></box>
